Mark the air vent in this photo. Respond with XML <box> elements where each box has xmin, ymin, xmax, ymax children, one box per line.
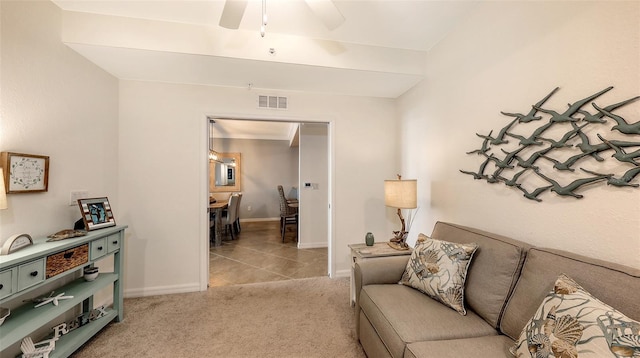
<box><xmin>258</xmin><ymin>95</ymin><xmax>288</xmax><ymax>110</ymax></box>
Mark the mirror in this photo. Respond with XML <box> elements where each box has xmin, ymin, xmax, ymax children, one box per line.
<box><xmin>210</xmin><ymin>152</ymin><xmax>242</xmax><ymax>192</ymax></box>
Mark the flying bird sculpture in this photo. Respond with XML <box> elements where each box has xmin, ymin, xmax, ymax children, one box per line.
<box><xmin>537</xmin><ymin>122</ymin><xmax>587</xmax><ymax>148</ymax></box>
<box><xmin>597</xmin><ymin>134</ymin><xmax>640</xmax><ymax>165</ymax></box>
<box><xmin>513</xmin><ymin>146</ymin><xmax>553</xmax><ymax>170</ymax></box>
<box><xmin>533</xmin><ymin>86</ymin><xmax>613</xmax><ymax>123</ymax></box>
<box><xmin>496</xmin><ymin>168</ymin><xmax>529</xmax><ymax>187</ymax></box>
<box><xmin>577</xmin><ymin>95</ymin><xmax>640</xmax><ymax>123</ymax></box>
<box><xmin>535</xmin><ymin>169</ymin><xmax>609</xmax><ymax>198</ymax></box>
<box><xmin>515</xmin><ymin>184</ymin><xmax>553</xmax><ymax>202</ymax></box>
<box><xmin>467</xmin><ymin>130</ymin><xmax>493</xmax><ymax>155</ymax></box>
<box><xmin>459</xmin><ymin>157</ymin><xmax>492</xmax><ymax>180</ymax></box>
<box><xmin>593</xmin><ymin>103</ymin><xmax>640</xmax><ymax>135</ymax></box>
<box><xmin>541</xmin><ymin>152</ymin><xmax>595</xmax><ymax>172</ymax></box>
<box><xmin>505</xmin><ymin>122</ymin><xmax>553</xmax><ymax>147</ymax></box>
<box><xmin>581</xmin><ymin>167</ymin><xmax>640</xmax><ymax>188</ymax></box>
<box><xmin>461</xmin><ymin>86</ymin><xmax>640</xmax><ymax>201</ymax></box>
<box><xmin>500</xmin><ymin>87</ymin><xmax>559</xmax><ymax>123</ymax></box>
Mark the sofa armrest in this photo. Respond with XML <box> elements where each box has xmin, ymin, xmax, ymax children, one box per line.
<box><xmin>354</xmin><ymin>255</ymin><xmax>409</xmax><ymax>337</ymax></box>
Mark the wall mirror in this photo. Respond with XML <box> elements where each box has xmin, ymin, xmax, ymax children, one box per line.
<box><xmin>210</xmin><ymin>152</ymin><xmax>242</xmax><ymax>192</ymax></box>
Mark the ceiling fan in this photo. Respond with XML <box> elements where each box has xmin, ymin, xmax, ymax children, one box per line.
<box><xmin>219</xmin><ymin>0</ymin><xmax>345</xmax><ymax>32</ymax></box>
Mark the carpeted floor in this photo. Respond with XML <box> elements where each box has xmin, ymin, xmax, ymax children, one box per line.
<box><xmin>71</xmin><ymin>277</ymin><xmax>365</xmax><ymax>358</ymax></box>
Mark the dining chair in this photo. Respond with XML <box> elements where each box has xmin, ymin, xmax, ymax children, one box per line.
<box><xmin>223</xmin><ymin>194</ymin><xmax>240</xmax><ymax>240</ymax></box>
<box><xmin>234</xmin><ymin>193</ymin><xmax>243</xmax><ymax>234</ymax></box>
<box><xmin>278</xmin><ymin>185</ymin><xmax>298</xmax><ymax>242</ymax></box>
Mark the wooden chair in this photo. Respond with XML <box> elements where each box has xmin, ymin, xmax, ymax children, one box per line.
<box><xmin>21</xmin><ymin>336</ymin><xmax>58</xmax><ymax>358</ymax></box>
<box><xmin>277</xmin><ymin>185</ymin><xmax>298</xmax><ymax>242</ymax></box>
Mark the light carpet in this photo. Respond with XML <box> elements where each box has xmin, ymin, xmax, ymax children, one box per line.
<box><xmin>72</xmin><ymin>277</ymin><xmax>366</xmax><ymax>358</ymax></box>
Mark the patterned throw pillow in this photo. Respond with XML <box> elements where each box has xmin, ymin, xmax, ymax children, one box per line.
<box><xmin>511</xmin><ymin>274</ymin><xmax>640</xmax><ymax>358</ymax></box>
<box><xmin>400</xmin><ymin>234</ymin><xmax>478</xmax><ymax>315</ymax></box>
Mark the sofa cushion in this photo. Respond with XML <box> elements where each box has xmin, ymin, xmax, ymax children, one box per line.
<box><xmin>405</xmin><ymin>335</ymin><xmax>515</xmax><ymax>358</ymax></box>
<box><xmin>511</xmin><ymin>274</ymin><xmax>640</xmax><ymax>358</ymax></box>
<box><xmin>500</xmin><ymin>247</ymin><xmax>640</xmax><ymax>340</ymax></box>
<box><xmin>430</xmin><ymin>222</ymin><xmax>529</xmax><ymax>328</ymax></box>
<box><xmin>400</xmin><ymin>234</ymin><xmax>478</xmax><ymax>315</ymax></box>
<box><xmin>360</xmin><ymin>284</ymin><xmax>497</xmax><ymax>358</ymax></box>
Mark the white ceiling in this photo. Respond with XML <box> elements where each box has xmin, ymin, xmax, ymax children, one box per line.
<box><xmin>52</xmin><ymin>0</ymin><xmax>477</xmax><ymax>138</ymax></box>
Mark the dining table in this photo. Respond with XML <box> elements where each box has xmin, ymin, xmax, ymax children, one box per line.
<box><xmin>209</xmin><ymin>201</ymin><xmax>228</xmax><ymax>247</ymax></box>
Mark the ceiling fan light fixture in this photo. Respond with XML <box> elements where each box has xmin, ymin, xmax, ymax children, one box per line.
<box><xmin>260</xmin><ymin>0</ymin><xmax>267</xmax><ymax>37</ymax></box>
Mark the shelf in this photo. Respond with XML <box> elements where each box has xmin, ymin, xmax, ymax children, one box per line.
<box><xmin>50</xmin><ymin>309</ymin><xmax>117</xmax><ymax>358</ymax></box>
<box><xmin>0</xmin><ymin>273</ymin><xmax>118</xmax><ymax>350</ymax></box>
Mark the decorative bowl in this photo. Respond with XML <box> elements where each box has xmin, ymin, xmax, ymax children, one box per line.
<box><xmin>83</xmin><ymin>267</ymin><xmax>99</xmax><ymax>281</ymax></box>
<box><xmin>0</xmin><ymin>307</ymin><xmax>9</xmax><ymax>326</ymax></box>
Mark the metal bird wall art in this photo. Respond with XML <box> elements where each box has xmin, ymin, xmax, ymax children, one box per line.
<box><xmin>461</xmin><ymin>86</ymin><xmax>640</xmax><ymax>202</ymax></box>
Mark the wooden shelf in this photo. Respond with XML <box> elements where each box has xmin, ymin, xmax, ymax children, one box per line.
<box><xmin>0</xmin><ymin>273</ymin><xmax>118</xmax><ymax>350</ymax></box>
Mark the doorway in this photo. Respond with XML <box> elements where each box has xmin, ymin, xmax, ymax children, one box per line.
<box><xmin>202</xmin><ymin>117</ymin><xmax>332</xmax><ymax>288</ymax></box>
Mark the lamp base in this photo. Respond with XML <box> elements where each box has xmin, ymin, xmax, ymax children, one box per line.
<box><xmin>387</xmin><ymin>241</ymin><xmax>410</xmax><ymax>251</ymax></box>
<box><xmin>388</xmin><ymin>230</ymin><xmax>410</xmax><ymax>251</ymax></box>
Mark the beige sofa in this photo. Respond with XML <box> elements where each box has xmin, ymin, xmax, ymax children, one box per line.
<box><xmin>354</xmin><ymin>221</ymin><xmax>640</xmax><ymax>357</ymax></box>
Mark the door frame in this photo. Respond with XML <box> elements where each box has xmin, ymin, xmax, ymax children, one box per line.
<box><xmin>199</xmin><ymin>113</ymin><xmax>335</xmax><ymax>290</ymax></box>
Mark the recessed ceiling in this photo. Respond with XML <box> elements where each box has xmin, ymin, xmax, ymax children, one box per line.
<box><xmin>53</xmin><ymin>0</ymin><xmax>477</xmax><ymax>99</ymax></box>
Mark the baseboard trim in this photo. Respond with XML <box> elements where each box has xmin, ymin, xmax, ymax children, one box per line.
<box><xmin>298</xmin><ymin>242</ymin><xmax>328</xmax><ymax>249</ymax></box>
<box><xmin>240</xmin><ymin>217</ymin><xmax>279</xmax><ymax>223</ymax></box>
<box><xmin>334</xmin><ymin>269</ymin><xmax>350</xmax><ymax>278</ymax></box>
<box><xmin>124</xmin><ymin>283</ymin><xmax>201</xmax><ymax>298</ymax></box>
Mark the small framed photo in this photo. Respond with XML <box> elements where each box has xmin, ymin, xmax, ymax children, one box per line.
<box><xmin>78</xmin><ymin>197</ymin><xmax>116</xmax><ymax>231</ymax></box>
<box><xmin>1</xmin><ymin>152</ymin><xmax>50</xmax><ymax>193</ymax></box>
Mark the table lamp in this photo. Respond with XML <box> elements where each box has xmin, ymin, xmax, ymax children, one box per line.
<box><xmin>384</xmin><ymin>175</ymin><xmax>417</xmax><ymax>250</ymax></box>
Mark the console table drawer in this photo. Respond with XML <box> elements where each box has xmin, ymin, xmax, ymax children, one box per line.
<box><xmin>107</xmin><ymin>234</ymin><xmax>121</xmax><ymax>253</ymax></box>
<box><xmin>90</xmin><ymin>238</ymin><xmax>107</xmax><ymax>260</ymax></box>
<box><xmin>46</xmin><ymin>244</ymin><xmax>89</xmax><ymax>278</ymax></box>
<box><xmin>17</xmin><ymin>259</ymin><xmax>45</xmax><ymax>290</ymax></box>
<box><xmin>0</xmin><ymin>269</ymin><xmax>14</xmax><ymax>300</ymax></box>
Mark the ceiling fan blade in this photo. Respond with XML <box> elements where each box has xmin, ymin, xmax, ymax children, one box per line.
<box><xmin>219</xmin><ymin>0</ymin><xmax>248</xmax><ymax>30</ymax></box>
<box><xmin>305</xmin><ymin>0</ymin><xmax>345</xmax><ymax>31</ymax></box>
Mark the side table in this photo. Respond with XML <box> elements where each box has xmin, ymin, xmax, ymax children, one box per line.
<box><xmin>348</xmin><ymin>242</ymin><xmax>412</xmax><ymax>306</ymax></box>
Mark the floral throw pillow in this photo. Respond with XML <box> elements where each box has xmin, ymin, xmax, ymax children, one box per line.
<box><xmin>400</xmin><ymin>234</ymin><xmax>478</xmax><ymax>315</ymax></box>
<box><xmin>511</xmin><ymin>274</ymin><xmax>640</xmax><ymax>358</ymax></box>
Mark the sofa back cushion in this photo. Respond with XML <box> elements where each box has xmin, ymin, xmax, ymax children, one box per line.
<box><xmin>430</xmin><ymin>222</ymin><xmax>529</xmax><ymax>329</ymax></box>
<box><xmin>500</xmin><ymin>247</ymin><xmax>640</xmax><ymax>340</ymax></box>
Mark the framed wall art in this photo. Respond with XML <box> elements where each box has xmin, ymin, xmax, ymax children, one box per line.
<box><xmin>1</xmin><ymin>152</ymin><xmax>50</xmax><ymax>193</ymax></box>
<box><xmin>78</xmin><ymin>197</ymin><xmax>116</xmax><ymax>231</ymax></box>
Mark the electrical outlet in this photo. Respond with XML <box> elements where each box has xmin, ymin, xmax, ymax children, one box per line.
<box><xmin>247</xmin><ymin>206</ymin><xmax>252</xmax><ymax>211</ymax></box>
<box><xmin>69</xmin><ymin>190</ymin><xmax>89</xmax><ymax>206</ymax></box>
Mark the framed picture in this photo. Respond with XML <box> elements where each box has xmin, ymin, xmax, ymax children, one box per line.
<box><xmin>78</xmin><ymin>197</ymin><xmax>116</xmax><ymax>231</ymax></box>
<box><xmin>1</xmin><ymin>152</ymin><xmax>50</xmax><ymax>193</ymax></box>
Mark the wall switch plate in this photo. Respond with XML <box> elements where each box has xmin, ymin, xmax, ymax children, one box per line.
<box><xmin>69</xmin><ymin>190</ymin><xmax>89</xmax><ymax>206</ymax></box>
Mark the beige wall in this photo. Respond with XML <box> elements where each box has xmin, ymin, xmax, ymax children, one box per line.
<box><xmin>398</xmin><ymin>1</ymin><xmax>640</xmax><ymax>269</ymax></box>
<box><xmin>0</xmin><ymin>1</ymin><xmax>119</xmax><ymax>239</ymax></box>
<box><xmin>118</xmin><ymin>80</ymin><xmax>398</xmax><ymax>295</ymax></box>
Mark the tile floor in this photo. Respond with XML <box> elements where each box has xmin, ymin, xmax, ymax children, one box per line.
<box><xmin>209</xmin><ymin>220</ymin><xmax>328</xmax><ymax>287</ymax></box>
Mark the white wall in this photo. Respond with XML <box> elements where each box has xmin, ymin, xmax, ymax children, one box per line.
<box><xmin>299</xmin><ymin>123</ymin><xmax>329</xmax><ymax>249</ymax></box>
<box><xmin>118</xmin><ymin>80</ymin><xmax>397</xmax><ymax>295</ymax></box>
<box><xmin>398</xmin><ymin>1</ymin><xmax>640</xmax><ymax>269</ymax></box>
<box><xmin>0</xmin><ymin>1</ymin><xmax>119</xmax><ymax>239</ymax></box>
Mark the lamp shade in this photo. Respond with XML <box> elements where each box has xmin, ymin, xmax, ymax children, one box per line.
<box><xmin>0</xmin><ymin>168</ymin><xmax>7</xmax><ymax>210</ymax></box>
<box><xmin>384</xmin><ymin>179</ymin><xmax>417</xmax><ymax>209</ymax></box>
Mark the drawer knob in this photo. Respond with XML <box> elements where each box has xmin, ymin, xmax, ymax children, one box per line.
<box><xmin>64</xmin><ymin>252</ymin><xmax>74</xmax><ymax>259</ymax></box>
<box><xmin>112</xmin><ymin>241</ymin><xmax>118</xmax><ymax>245</ymax></box>
<box><xmin>30</xmin><ymin>271</ymin><xmax>39</xmax><ymax>277</ymax></box>
<box><xmin>98</xmin><ymin>246</ymin><xmax>103</xmax><ymax>251</ymax></box>
<box><xmin>0</xmin><ymin>284</ymin><xmax>3</xmax><ymax>289</ymax></box>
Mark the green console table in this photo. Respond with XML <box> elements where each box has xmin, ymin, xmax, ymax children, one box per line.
<box><xmin>0</xmin><ymin>225</ymin><xmax>126</xmax><ymax>357</ymax></box>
